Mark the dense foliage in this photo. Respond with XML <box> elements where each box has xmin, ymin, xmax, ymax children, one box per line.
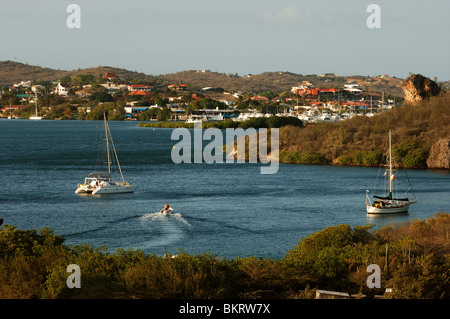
<box><xmin>138</xmin><ymin>116</ymin><xmax>303</xmax><ymax>130</ymax></box>
<box><xmin>1</xmin><ymin>212</ymin><xmax>448</xmax><ymax>299</ymax></box>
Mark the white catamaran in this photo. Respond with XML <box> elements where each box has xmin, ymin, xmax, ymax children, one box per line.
<box><xmin>365</xmin><ymin>130</ymin><xmax>417</xmax><ymax>214</ymax></box>
<box><xmin>75</xmin><ymin>113</ymin><xmax>134</xmax><ymax>195</ymax></box>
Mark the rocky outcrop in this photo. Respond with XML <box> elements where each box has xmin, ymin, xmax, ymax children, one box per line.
<box><xmin>401</xmin><ymin>74</ymin><xmax>441</xmax><ymax>104</ymax></box>
<box><xmin>427</xmin><ymin>137</ymin><xmax>450</xmax><ymax>169</ymax></box>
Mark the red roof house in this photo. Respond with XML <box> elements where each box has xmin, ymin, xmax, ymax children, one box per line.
<box><xmin>102</xmin><ymin>72</ymin><xmax>117</xmax><ymax>79</ymax></box>
<box><xmin>128</xmin><ymin>90</ymin><xmax>152</xmax><ymax>96</ymax></box>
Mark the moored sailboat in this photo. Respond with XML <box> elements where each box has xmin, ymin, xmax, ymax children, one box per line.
<box><xmin>75</xmin><ymin>113</ymin><xmax>134</xmax><ymax>195</ymax></box>
<box><xmin>30</xmin><ymin>93</ymin><xmax>43</xmax><ymax>120</ymax></box>
<box><xmin>365</xmin><ymin>130</ymin><xmax>416</xmax><ymax>214</ymax></box>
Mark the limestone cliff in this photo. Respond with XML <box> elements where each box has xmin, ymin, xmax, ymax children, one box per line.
<box><xmin>401</xmin><ymin>74</ymin><xmax>441</xmax><ymax>104</ymax></box>
<box><xmin>427</xmin><ymin>137</ymin><xmax>450</xmax><ymax>169</ymax></box>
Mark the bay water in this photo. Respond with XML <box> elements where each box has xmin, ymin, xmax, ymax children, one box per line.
<box><xmin>1</xmin><ymin>119</ymin><xmax>449</xmax><ymax>259</ymax></box>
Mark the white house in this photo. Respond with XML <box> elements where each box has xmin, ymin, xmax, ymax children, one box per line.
<box><xmin>54</xmin><ymin>82</ymin><xmax>70</xmax><ymax>96</ymax></box>
<box><xmin>344</xmin><ymin>84</ymin><xmax>362</xmax><ymax>95</ymax></box>
<box><xmin>128</xmin><ymin>84</ymin><xmax>152</xmax><ymax>91</ymax></box>
<box><xmin>100</xmin><ymin>83</ymin><xmax>127</xmax><ymax>93</ymax></box>
<box><xmin>12</xmin><ymin>80</ymin><xmax>32</xmax><ymax>88</ymax></box>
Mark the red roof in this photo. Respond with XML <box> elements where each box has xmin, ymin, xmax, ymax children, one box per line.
<box><xmin>295</xmin><ymin>88</ymin><xmax>319</xmax><ymax>96</ymax></box>
<box><xmin>341</xmin><ymin>102</ymin><xmax>368</xmax><ymax>106</ymax></box>
<box><xmin>319</xmin><ymin>88</ymin><xmax>339</xmax><ymax>93</ymax></box>
<box><xmin>130</xmin><ymin>84</ymin><xmax>152</xmax><ymax>88</ymax></box>
<box><xmin>128</xmin><ymin>90</ymin><xmax>151</xmax><ymax>96</ymax></box>
<box><xmin>1</xmin><ymin>105</ymin><xmax>27</xmax><ymax>111</ymax></box>
<box><xmin>103</xmin><ymin>72</ymin><xmax>117</xmax><ymax>79</ymax></box>
<box><xmin>251</xmin><ymin>95</ymin><xmax>269</xmax><ymax>101</ymax></box>
<box><xmin>294</xmin><ymin>88</ymin><xmax>339</xmax><ymax>96</ymax></box>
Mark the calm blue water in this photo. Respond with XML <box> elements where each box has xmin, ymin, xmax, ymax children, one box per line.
<box><xmin>0</xmin><ymin>119</ymin><xmax>449</xmax><ymax>259</ymax></box>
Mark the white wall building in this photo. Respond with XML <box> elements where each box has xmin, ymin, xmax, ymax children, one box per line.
<box><xmin>54</xmin><ymin>82</ymin><xmax>70</xmax><ymax>96</ymax></box>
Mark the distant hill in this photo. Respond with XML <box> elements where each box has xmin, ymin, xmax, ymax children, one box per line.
<box><xmin>0</xmin><ymin>60</ymin><xmax>411</xmax><ymax>96</ymax></box>
<box><xmin>160</xmin><ymin>70</ymin><xmax>406</xmax><ymax>96</ymax></box>
<box><xmin>0</xmin><ymin>61</ymin><xmax>154</xmax><ymax>85</ymax></box>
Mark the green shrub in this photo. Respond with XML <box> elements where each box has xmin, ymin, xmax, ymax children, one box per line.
<box><xmin>338</xmin><ymin>155</ymin><xmax>353</xmax><ymax>165</ymax></box>
<box><xmin>363</xmin><ymin>150</ymin><xmax>383</xmax><ymax>165</ymax></box>
<box><xmin>402</xmin><ymin>148</ymin><xmax>428</xmax><ymax>168</ymax></box>
<box><xmin>352</xmin><ymin>150</ymin><xmax>383</xmax><ymax>166</ymax></box>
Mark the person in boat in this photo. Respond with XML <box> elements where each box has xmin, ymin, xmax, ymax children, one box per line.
<box><xmin>161</xmin><ymin>203</ymin><xmax>173</xmax><ymax>214</ymax></box>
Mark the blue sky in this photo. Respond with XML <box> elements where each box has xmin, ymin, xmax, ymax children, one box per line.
<box><xmin>0</xmin><ymin>0</ymin><xmax>449</xmax><ymax>80</ymax></box>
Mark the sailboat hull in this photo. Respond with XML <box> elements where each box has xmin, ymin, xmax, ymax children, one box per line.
<box><xmin>75</xmin><ymin>182</ymin><xmax>134</xmax><ymax>195</ymax></box>
<box><xmin>92</xmin><ymin>184</ymin><xmax>134</xmax><ymax>194</ymax></box>
<box><xmin>366</xmin><ymin>203</ymin><xmax>410</xmax><ymax>214</ymax></box>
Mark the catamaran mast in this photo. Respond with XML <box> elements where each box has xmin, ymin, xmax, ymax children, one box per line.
<box><xmin>104</xmin><ymin>113</ymin><xmax>111</xmax><ymax>175</ymax></box>
<box><xmin>103</xmin><ymin>112</ymin><xmax>126</xmax><ymax>183</ymax></box>
<box><xmin>108</xmin><ymin>124</ymin><xmax>126</xmax><ymax>183</ymax></box>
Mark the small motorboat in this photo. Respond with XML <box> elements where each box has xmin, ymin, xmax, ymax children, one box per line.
<box><xmin>160</xmin><ymin>204</ymin><xmax>173</xmax><ymax>214</ymax></box>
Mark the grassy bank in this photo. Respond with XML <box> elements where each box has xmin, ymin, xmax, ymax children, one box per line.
<box><xmin>0</xmin><ymin>212</ymin><xmax>448</xmax><ymax>299</ymax></box>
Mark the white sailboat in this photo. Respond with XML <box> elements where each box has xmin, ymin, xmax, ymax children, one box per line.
<box><xmin>75</xmin><ymin>113</ymin><xmax>134</xmax><ymax>195</ymax></box>
<box><xmin>365</xmin><ymin>130</ymin><xmax>416</xmax><ymax>214</ymax></box>
<box><xmin>29</xmin><ymin>93</ymin><xmax>43</xmax><ymax>120</ymax></box>
<box><xmin>7</xmin><ymin>109</ymin><xmax>15</xmax><ymax>119</ymax></box>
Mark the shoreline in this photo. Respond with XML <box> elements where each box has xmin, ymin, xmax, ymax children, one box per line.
<box><xmin>2</xmin><ymin>117</ymin><xmax>448</xmax><ymax>170</ymax></box>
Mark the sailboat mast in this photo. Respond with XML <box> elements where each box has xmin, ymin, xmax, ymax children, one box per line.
<box><xmin>389</xmin><ymin>129</ymin><xmax>392</xmax><ymax>196</ymax></box>
<box><xmin>35</xmin><ymin>92</ymin><xmax>38</xmax><ymax>116</ymax></box>
<box><xmin>104</xmin><ymin>113</ymin><xmax>111</xmax><ymax>175</ymax></box>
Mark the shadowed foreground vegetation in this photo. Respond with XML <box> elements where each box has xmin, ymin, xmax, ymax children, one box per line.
<box><xmin>0</xmin><ymin>212</ymin><xmax>448</xmax><ymax>299</ymax></box>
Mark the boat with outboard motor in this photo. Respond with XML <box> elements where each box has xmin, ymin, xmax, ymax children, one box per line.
<box><xmin>159</xmin><ymin>204</ymin><xmax>174</xmax><ymax>214</ymax></box>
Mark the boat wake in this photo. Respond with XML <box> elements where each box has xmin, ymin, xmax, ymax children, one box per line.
<box><xmin>135</xmin><ymin>212</ymin><xmax>191</xmax><ymax>250</ymax></box>
<box><xmin>142</xmin><ymin>212</ymin><xmax>192</xmax><ymax>227</ymax></box>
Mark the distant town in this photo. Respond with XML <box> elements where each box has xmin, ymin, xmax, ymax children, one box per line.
<box><xmin>0</xmin><ymin>69</ymin><xmax>402</xmax><ymax>123</ymax></box>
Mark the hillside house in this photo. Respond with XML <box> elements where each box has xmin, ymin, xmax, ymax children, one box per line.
<box><xmin>250</xmin><ymin>95</ymin><xmax>269</xmax><ymax>102</ymax></box>
<box><xmin>100</xmin><ymin>83</ymin><xmax>127</xmax><ymax>92</ymax></box>
<box><xmin>341</xmin><ymin>101</ymin><xmax>368</xmax><ymax>110</ymax></box>
<box><xmin>127</xmin><ymin>90</ymin><xmax>151</xmax><ymax>96</ymax></box>
<box><xmin>128</xmin><ymin>84</ymin><xmax>152</xmax><ymax>91</ymax></box>
<box><xmin>168</xmin><ymin>83</ymin><xmax>188</xmax><ymax>91</ymax></box>
<box><xmin>102</xmin><ymin>72</ymin><xmax>117</xmax><ymax>80</ymax></box>
<box><xmin>344</xmin><ymin>84</ymin><xmax>362</xmax><ymax>96</ymax></box>
<box><xmin>54</xmin><ymin>82</ymin><xmax>70</xmax><ymax>96</ymax></box>
<box><xmin>12</xmin><ymin>81</ymin><xmax>32</xmax><ymax>89</ymax></box>
<box><xmin>1</xmin><ymin>105</ymin><xmax>28</xmax><ymax>114</ymax></box>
